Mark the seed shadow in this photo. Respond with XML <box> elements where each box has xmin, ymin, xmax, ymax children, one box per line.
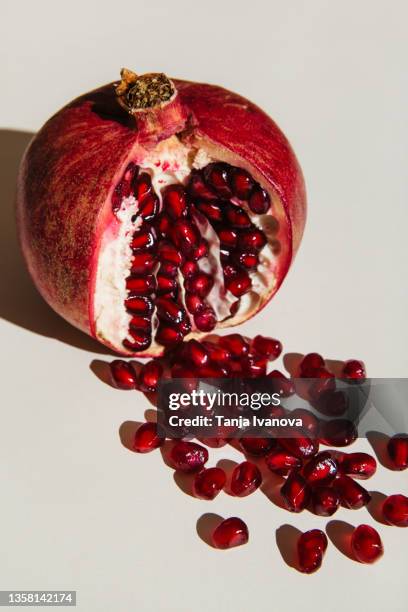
<box><xmin>366</xmin><ymin>430</ymin><xmax>395</xmax><ymax>470</ymax></box>
<box><xmin>173</xmin><ymin>471</ymin><xmax>195</xmax><ymax>498</ymax></box>
<box><xmin>216</xmin><ymin>458</ymin><xmax>238</xmax><ymax>496</ymax></box>
<box><xmin>0</xmin><ymin>128</ymin><xmax>112</xmax><ymax>355</ymax></box>
<box><xmin>326</xmin><ymin>520</ymin><xmax>355</xmax><ymax>560</ymax></box>
<box><xmin>367</xmin><ymin>491</ymin><xmax>388</xmax><ymax>525</ymax></box>
<box><xmin>160</xmin><ymin>439</ymin><xmax>176</xmax><ymax>469</ymax></box>
<box><xmin>196</xmin><ymin>513</ymin><xmax>223</xmax><ymax>548</ymax></box>
<box><xmin>282</xmin><ymin>353</ymin><xmax>302</xmax><ymax>377</ymax></box>
<box><xmin>118</xmin><ymin>420</ymin><xmax>143</xmax><ymax>452</ymax></box>
<box><xmin>275</xmin><ymin>524</ymin><xmax>301</xmax><ymax>570</ymax></box>
<box><xmin>90</xmin><ymin>359</ymin><xmax>114</xmax><ymax>387</ymax></box>
<box><xmin>260</xmin><ymin>471</ymin><xmax>286</xmax><ymax>509</ymax></box>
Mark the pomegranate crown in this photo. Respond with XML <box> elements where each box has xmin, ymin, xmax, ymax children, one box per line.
<box><xmin>115</xmin><ymin>68</ymin><xmax>175</xmax><ymax>114</ymax></box>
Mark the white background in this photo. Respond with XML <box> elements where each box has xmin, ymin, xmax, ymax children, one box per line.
<box><xmin>1</xmin><ymin>1</ymin><xmax>407</xmax><ymax>611</ymax></box>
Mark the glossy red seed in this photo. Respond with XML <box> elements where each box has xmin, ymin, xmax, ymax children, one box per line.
<box><xmin>319</xmin><ymin>418</ymin><xmax>357</xmax><ymax>447</ymax></box>
<box><xmin>123</xmin><ymin>329</ymin><xmax>151</xmax><ymax>352</ymax></box>
<box><xmin>299</xmin><ymin>353</ymin><xmax>325</xmax><ymax>377</ymax></box>
<box><xmin>239</xmin><ymin>437</ymin><xmax>275</xmax><ymax>456</ymax></box>
<box><xmin>290</xmin><ymin>408</ymin><xmax>320</xmax><ymax>436</ymax></box>
<box><xmin>230</xmin><ymin>461</ymin><xmax>262</xmax><ymax>497</ymax></box>
<box><xmin>340</xmin><ymin>452</ymin><xmax>377</xmax><ymax>479</ymax></box>
<box><xmin>155</xmin><ymin>213</ymin><xmax>171</xmax><ymax>238</ymax></box>
<box><xmin>202</xmin><ymin>342</ymin><xmax>232</xmax><ymax>365</ymax></box>
<box><xmin>248</xmin><ymin>185</ymin><xmax>271</xmax><ymax>214</ymax></box>
<box><xmin>126</xmin><ymin>274</ymin><xmax>156</xmax><ymax>295</ymax></box>
<box><xmin>311</xmin><ymin>486</ymin><xmax>340</xmax><ymax>516</ymax></box>
<box><xmin>193</xmin><ymin>467</ymin><xmax>226</xmax><ymax>500</ymax></box>
<box><xmin>204</xmin><ymin>163</ymin><xmax>232</xmax><ymax>198</ymax></box>
<box><xmin>278</xmin><ymin>430</ymin><xmax>319</xmax><ymax>460</ymax></box>
<box><xmin>242</xmin><ymin>354</ymin><xmax>267</xmax><ymax>377</ymax></box>
<box><xmin>184</xmin><ymin>272</ymin><xmax>214</xmax><ymax>297</ymax></box>
<box><xmin>342</xmin><ymin>359</ymin><xmax>366</xmax><ymax>382</ymax></box>
<box><xmin>162</xmin><ymin>184</ymin><xmax>188</xmax><ymax>219</ymax></box>
<box><xmin>303</xmin><ymin>451</ymin><xmax>338</xmax><ymax>485</ymax></box>
<box><xmin>185</xmin><ymin>292</ymin><xmax>204</xmax><ymax>314</ymax></box>
<box><xmin>218</xmin><ymin>228</ymin><xmax>238</xmax><ymax>248</ymax></box>
<box><xmin>212</xmin><ymin>517</ymin><xmax>249</xmax><ymax>549</ymax></box>
<box><xmin>181</xmin><ymin>260</ymin><xmax>199</xmax><ymax>279</ymax></box>
<box><xmin>318</xmin><ymin>390</ymin><xmax>348</xmax><ymax>416</ymax></box>
<box><xmin>171</xmin><ymin>220</ymin><xmax>200</xmax><ymax>255</ymax></box>
<box><xmin>231</xmin><ymin>250</ymin><xmax>259</xmax><ymax>269</ymax></box>
<box><xmin>156</xmin><ymin>325</ymin><xmax>183</xmax><ymax>346</ymax></box>
<box><xmin>229</xmin><ymin>168</ymin><xmax>254</xmax><ymax>200</ymax></box>
<box><xmin>198</xmin><ymin>364</ymin><xmax>228</xmax><ymax>378</ymax></box>
<box><xmin>156</xmin><ymin>275</ymin><xmax>177</xmax><ymax>296</ymax></box>
<box><xmin>298</xmin><ymin>529</ymin><xmax>328</xmax><ymax>574</ymax></box>
<box><xmin>159</xmin><ymin>262</ymin><xmax>178</xmax><ymax>278</ymax></box>
<box><xmin>265</xmin><ymin>448</ymin><xmax>302</xmax><ymax>475</ymax></box>
<box><xmin>129</xmin><ymin>315</ymin><xmax>151</xmax><ymax>332</ymax></box>
<box><xmin>133</xmin><ymin>422</ymin><xmax>164</xmax><ymax>453</ymax></box>
<box><xmin>188</xmin><ymin>170</ymin><xmax>217</xmax><ymax>200</ymax></box>
<box><xmin>190</xmin><ymin>239</ymin><xmax>209</xmax><ymax>261</ymax></box>
<box><xmin>195</xmin><ymin>201</ymin><xmax>223</xmax><ymax>223</ymax></box>
<box><xmin>131</xmin><ymin>251</ymin><xmax>156</xmax><ymax>274</ymax></box>
<box><xmin>225</xmin><ymin>203</ymin><xmax>252</xmax><ymax>228</ymax></box>
<box><xmin>240</xmin><ymin>227</ymin><xmax>267</xmax><ymax>250</ymax></box>
<box><xmin>219</xmin><ymin>334</ymin><xmax>250</xmax><ymax>358</ymax></box>
<box><xmin>387</xmin><ymin>434</ymin><xmax>408</xmax><ymax>470</ymax></box>
<box><xmin>251</xmin><ymin>335</ymin><xmax>282</xmax><ymax>360</ymax></box>
<box><xmin>133</xmin><ymin>172</ymin><xmax>152</xmax><ymax>202</ymax></box>
<box><xmin>131</xmin><ymin>227</ymin><xmax>157</xmax><ymax>250</ymax></box>
<box><xmin>382</xmin><ymin>494</ymin><xmax>408</xmax><ymax>527</ymax></box>
<box><xmin>267</xmin><ymin>370</ymin><xmax>295</xmax><ymax>397</ymax></box>
<box><xmin>110</xmin><ymin>360</ymin><xmax>137</xmax><ymax>390</ymax></box>
<box><xmin>138</xmin><ymin>193</ymin><xmax>159</xmax><ymax>221</ymax></box>
<box><xmin>334</xmin><ymin>474</ymin><xmax>371</xmax><ymax>509</ymax></box>
<box><xmin>351</xmin><ymin>525</ymin><xmax>383</xmax><ymax>563</ymax></box>
<box><xmin>158</xmin><ymin>242</ymin><xmax>183</xmax><ymax>266</ymax></box>
<box><xmin>170</xmin><ymin>441</ymin><xmax>208</xmax><ymax>472</ymax></box>
<box><xmin>178</xmin><ymin>317</ymin><xmax>192</xmax><ymax>336</ymax></box>
<box><xmin>225</xmin><ymin>270</ymin><xmax>252</xmax><ymax>297</ymax></box>
<box><xmin>181</xmin><ymin>339</ymin><xmax>209</xmax><ymax>368</ymax></box>
<box><xmin>156</xmin><ymin>298</ymin><xmax>184</xmax><ymax>324</ymax></box>
<box><xmin>194</xmin><ymin>306</ymin><xmax>217</xmax><ymax>331</ymax></box>
<box><xmin>281</xmin><ymin>472</ymin><xmax>311</xmax><ymax>512</ymax></box>
<box><xmin>309</xmin><ymin>368</ymin><xmax>336</xmax><ymax>401</ymax></box>
<box><xmin>138</xmin><ymin>360</ymin><xmax>163</xmax><ymax>393</ymax></box>
<box><xmin>124</xmin><ymin>295</ymin><xmax>153</xmax><ymax>315</ymax></box>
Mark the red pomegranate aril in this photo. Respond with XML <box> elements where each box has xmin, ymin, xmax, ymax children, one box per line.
<box><xmin>184</xmin><ymin>272</ymin><xmax>214</xmax><ymax>297</ymax></box>
<box><xmin>133</xmin><ymin>172</ymin><xmax>152</xmax><ymax>202</ymax></box>
<box><xmin>342</xmin><ymin>359</ymin><xmax>366</xmax><ymax>382</ymax></box>
<box><xmin>159</xmin><ymin>262</ymin><xmax>178</xmax><ymax>278</ymax></box>
<box><xmin>131</xmin><ymin>251</ymin><xmax>156</xmax><ymax>274</ymax></box>
<box><xmin>196</xmin><ymin>201</ymin><xmax>223</xmax><ymax>223</ymax></box>
<box><xmin>156</xmin><ymin>297</ymin><xmax>185</xmax><ymax>324</ymax></box>
<box><xmin>303</xmin><ymin>451</ymin><xmax>338</xmax><ymax>485</ymax></box>
<box><xmin>240</xmin><ymin>227</ymin><xmax>267</xmax><ymax>250</ymax></box>
<box><xmin>382</xmin><ymin>494</ymin><xmax>408</xmax><ymax>527</ymax></box>
<box><xmin>229</xmin><ymin>167</ymin><xmax>254</xmax><ymax>200</ymax></box>
<box><xmin>129</xmin><ymin>315</ymin><xmax>151</xmax><ymax>332</ymax></box>
<box><xmin>156</xmin><ymin>275</ymin><xmax>177</xmax><ymax>296</ymax></box>
<box><xmin>311</xmin><ymin>486</ymin><xmax>340</xmax><ymax>516</ymax></box>
<box><xmin>240</xmin><ymin>437</ymin><xmax>275</xmax><ymax>456</ymax></box>
<box><xmin>278</xmin><ymin>430</ymin><xmax>319</xmax><ymax>460</ymax></box>
<box><xmin>248</xmin><ymin>185</ymin><xmax>271</xmax><ymax>214</ymax></box>
<box><xmin>123</xmin><ymin>162</ymin><xmax>138</xmax><ymax>192</ymax></box>
<box><xmin>318</xmin><ymin>390</ymin><xmax>348</xmax><ymax>417</ymax></box>
<box><xmin>334</xmin><ymin>475</ymin><xmax>371</xmax><ymax>509</ymax></box>
<box><xmin>230</xmin><ymin>461</ymin><xmax>262</xmax><ymax>497</ymax></box>
<box><xmin>158</xmin><ymin>242</ymin><xmax>183</xmax><ymax>266</ymax></box>
<box><xmin>189</xmin><ymin>239</ymin><xmax>209</xmax><ymax>261</ymax></box>
<box><xmin>181</xmin><ymin>339</ymin><xmax>209</xmax><ymax>368</ymax></box>
<box><xmin>290</xmin><ymin>408</ymin><xmax>320</xmax><ymax>436</ymax></box>
<box><xmin>242</xmin><ymin>354</ymin><xmax>267</xmax><ymax>377</ymax></box>
<box><xmin>181</xmin><ymin>260</ymin><xmax>199</xmax><ymax>278</ymax></box>
<box><xmin>340</xmin><ymin>452</ymin><xmax>377</xmax><ymax>479</ymax></box>
<box><xmin>193</xmin><ymin>467</ymin><xmax>226</xmax><ymax>500</ymax></box>
<box><xmin>155</xmin><ymin>213</ymin><xmax>171</xmax><ymax>238</ymax></box>
<box><xmin>126</xmin><ymin>274</ymin><xmax>156</xmax><ymax>295</ymax></box>
<box><xmin>225</xmin><ymin>269</ymin><xmax>252</xmax><ymax>297</ymax></box>
<box><xmin>225</xmin><ymin>203</ymin><xmax>252</xmax><ymax>228</ymax></box>
<box><xmin>170</xmin><ymin>440</ymin><xmax>208</xmax><ymax>472</ymax></box>
<box><xmin>212</xmin><ymin>517</ymin><xmax>249</xmax><ymax>549</ymax></box>
<box><xmin>194</xmin><ymin>306</ymin><xmax>217</xmax><ymax>332</ymax></box>
<box><xmin>198</xmin><ymin>364</ymin><xmax>228</xmax><ymax>378</ymax></box>
<box><xmin>133</xmin><ymin>422</ymin><xmax>164</xmax><ymax>453</ymax></box>
<box><xmin>202</xmin><ymin>342</ymin><xmax>232</xmax><ymax>366</ymax></box>
<box><xmin>231</xmin><ymin>250</ymin><xmax>259</xmax><ymax>269</ymax></box>
<box><xmin>171</xmin><ymin>220</ymin><xmax>200</xmax><ymax>255</ymax></box>
<box><xmin>218</xmin><ymin>228</ymin><xmax>238</xmax><ymax>248</ymax></box>
<box><xmin>351</xmin><ymin>525</ymin><xmax>383</xmax><ymax>564</ymax></box>
<box><xmin>298</xmin><ymin>529</ymin><xmax>328</xmax><ymax>574</ymax></box>
<box><xmin>131</xmin><ymin>226</ymin><xmax>156</xmax><ymax>250</ymax></box>
<box><xmin>204</xmin><ymin>163</ymin><xmax>232</xmax><ymax>198</ymax></box>
<box><xmin>123</xmin><ymin>329</ymin><xmax>151</xmax><ymax>351</ymax></box>
<box><xmin>251</xmin><ymin>335</ymin><xmax>282</xmax><ymax>360</ymax></box>
<box><xmin>281</xmin><ymin>472</ymin><xmax>311</xmax><ymax>512</ymax></box>
<box><xmin>110</xmin><ymin>359</ymin><xmax>137</xmax><ymax>390</ymax></box>
<box><xmin>219</xmin><ymin>334</ymin><xmax>250</xmax><ymax>358</ymax></box>
<box><xmin>187</xmin><ymin>170</ymin><xmax>217</xmax><ymax>201</ymax></box>
<box><xmin>156</xmin><ymin>325</ymin><xmax>183</xmax><ymax>346</ymax></box>
<box><xmin>267</xmin><ymin>370</ymin><xmax>295</xmax><ymax>397</ymax></box>
<box><xmin>138</xmin><ymin>193</ymin><xmax>159</xmax><ymax>221</ymax></box>
<box><xmin>178</xmin><ymin>316</ymin><xmax>192</xmax><ymax>336</ymax></box>
<box><xmin>299</xmin><ymin>352</ymin><xmax>325</xmax><ymax>377</ymax></box>
<box><xmin>162</xmin><ymin>184</ymin><xmax>188</xmax><ymax>219</ymax></box>
<box><xmin>265</xmin><ymin>448</ymin><xmax>302</xmax><ymax>475</ymax></box>
<box><xmin>319</xmin><ymin>418</ymin><xmax>357</xmax><ymax>447</ymax></box>
<box><xmin>138</xmin><ymin>360</ymin><xmax>163</xmax><ymax>393</ymax></box>
<box><xmin>185</xmin><ymin>292</ymin><xmax>204</xmax><ymax>314</ymax></box>
<box><xmin>309</xmin><ymin>368</ymin><xmax>336</xmax><ymax>401</ymax></box>
<box><xmin>387</xmin><ymin>434</ymin><xmax>408</xmax><ymax>470</ymax></box>
<box><xmin>125</xmin><ymin>295</ymin><xmax>153</xmax><ymax>315</ymax></box>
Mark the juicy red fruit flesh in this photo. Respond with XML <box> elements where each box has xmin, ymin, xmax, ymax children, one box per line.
<box><xmin>387</xmin><ymin>434</ymin><xmax>408</xmax><ymax>470</ymax></box>
<box><xmin>281</xmin><ymin>472</ymin><xmax>311</xmax><ymax>512</ymax></box>
<box><xmin>193</xmin><ymin>467</ymin><xmax>226</xmax><ymax>500</ymax></box>
<box><xmin>230</xmin><ymin>461</ymin><xmax>262</xmax><ymax>497</ymax></box>
<box><xmin>298</xmin><ymin>529</ymin><xmax>328</xmax><ymax>574</ymax></box>
<box><xmin>351</xmin><ymin>525</ymin><xmax>383</xmax><ymax>564</ymax></box>
<box><xmin>110</xmin><ymin>359</ymin><xmax>137</xmax><ymax>390</ymax></box>
<box><xmin>170</xmin><ymin>440</ymin><xmax>209</xmax><ymax>472</ymax></box>
<box><xmin>133</xmin><ymin>422</ymin><xmax>164</xmax><ymax>453</ymax></box>
<box><xmin>382</xmin><ymin>494</ymin><xmax>408</xmax><ymax>527</ymax></box>
<box><xmin>212</xmin><ymin>517</ymin><xmax>249</xmax><ymax>549</ymax></box>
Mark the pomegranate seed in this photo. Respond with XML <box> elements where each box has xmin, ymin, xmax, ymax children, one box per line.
<box><xmin>110</xmin><ymin>360</ymin><xmax>137</xmax><ymax>390</ymax></box>
<box><xmin>185</xmin><ymin>292</ymin><xmax>204</xmax><ymax>314</ymax></box>
<box><xmin>231</xmin><ymin>250</ymin><xmax>259</xmax><ymax>269</ymax></box>
<box><xmin>131</xmin><ymin>226</ymin><xmax>156</xmax><ymax>250</ymax></box>
<box><xmin>299</xmin><ymin>352</ymin><xmax>325</xmax><ymax>377</ymax></box>
<box><xmin>159</xmin><ymin>262</ymin><xmax>178</xmax><ymax>278</ymax></box>
<box><xmin>303</xmin><ymin>451</ymin><xmax>338</xmax><ymax>485</ymax></box>
<box><xmin>162</xmin><ymin>184</ymin><xmax>188</xmax><ymax>219</ymax></box>
<box><xmin>194</xmin><ymin>306</ymin><xmax>217</xmax><ymax>331</ymax></box>
<box><xmin>156</xmin><ymin>297</ymin><xmax>185</xmax><ymax>324</ymax></box>
<box><xmin>351</xmin><ymin>525</ymin><xmax>383</xmax><ymax>564</ymax></box>
<box><xmin>225</xmin><ymin>203</ymin><xmax>252</xmax><ymax>228</ymax></box>
<box><xmin>225</xmin><ymin>269</ymin><xmax>252</xmax><ymax>297</ymax></box>
<box><xmin>131</xmin><ymin>251</ymin><xmax>156</xmax><ymax>274</ymax></box>
<box><xmin>267</xmin><ymin>370</ymin><xmax>295</xmax><ymax>396</ymax></box>
<box><xmin>171</xmin><ymin>220</ymin><xmax>200</xmax><ymax>255</ymax></box>
<box><xmin>193</xmin><ymin>467</ymin><xmax>226</xmax><ymax>500</ymax></box>
<box><xmin>202</xmin><ymin>342</ymin><xmax>232</xmax><ymax>365</ymax></box>
<box><xmin>382</xmin><ymin>494</ymin><xmax>408</xmax><ymax>527</ymax></box>
<box><xmin>240</xmin><ymin>227</ymin><xmax>267</xmax><ymax>250</ymax></box>
<box><xmin>229</xmin><ymin>167</ymin><xmax>254</xmax><ymax>200</ymax></box>
<box><xmin>187</xmin><ymin>169</ymin><xmax>217</xmax><ymax>200</ymax></box>
<box><xmin>204</xmin><ymin>163</ymin><xmax>232</xmax><ymax>198</ymax></box>
<box><xmin>278</xmin><ymin>430</ymin><xmax>319</xmax><ymax>460</ymax></box>
<box><xmin>195</xmin><ymin>201</ymin><xmax>223</xmax><ymax>223</ymax></box>
<box><xmin>126</xmin><ymin>274</ymin><xmax>156</xmax><ymax>295</ymax></box>
<box><xmin>212</xmin><ymin>517</ymin><xmax>249</xmax><ymax>549</ymax></box>
<box><xmin>123</xmin><ymin>162</ymin><xmax>138</xmax><ymax>192</ymax></box>
<box><xmin>156</xmin><ymin>325</ymin><xmax>183</xmax><ymax>346</ymax></box>
<box><xmin>387</xmin><ymin>434</ymin><xmax>408</xmax><ymax>470</ymax></box>
<box><xmin>239</xmin><ymin>437</ymin><xmax>275</xmax><ymax>456</ymax></box>
<box><xmin>298</xmin><ymin>529</ymin><xmax>328</xmax><ymax>574</ymax></box>
<box><xmin>133</xmin><ymin>172</ymin><xmax>152</xmax><ymax>202</ymax></box>
<box><xmin>133</xmin><ymin>422</ymin><xmax>164</xmax><ymax>453</ymax></box>
<box><xmin>158</xmin><ymin>242</ymin><xmax>183</xmax><ymax>266</ymax></box>
<box><xmin>124</xmin><ymin>295</ymin><xmax>153</xmax><ymax>315</ymax></box>
<box><xmin>311</xmin><ymin>486</ymin><xmax>340</xmax><ymax>516</ymax></box>
<box><xmin>155</xmin><ymin>213</ymin><xmax>171</xmax><ymax>238</ymax></box>
<box><xmin>248</xmin><ymin>185</ymin><xmax>271</xmax><ymax>214</ymax></box>
<box><xmin>218</xmin><ymin>228</ymin><xmax>238</xmax><ymax>248</ymax></box>
<box><xmin>138</xmin><ymin>360</ymin><xmax>163</xmax><ymax>392</ymax></box>
<box><xmin>198</xmin><ymin>364</ymin><xmax>228</xmax><ymax>378</ymax></box>
<box><xmin>342</xmin><ymin>359</ymin><xmax>366</xmax><ymax>382</ymax></box>
<box><xmin>242</xmin><ymin>354</ymin><xmax>267</xmax><ymax>377</ymax></box>
<box><xmin>318</xmin><ymin>390</ymin><xmax>348</xmax><ymax>416</ymax></box>
<box><xmin>219</xmin><ymin>334</ymin><xmax>250</xmax><ymax>358</ymax></box>
<box><xmin>181</xmin><ymin>260</ymin><xmax>199</xmax><ymax>278</ymax></box>
<box><xmin>178</xmin><ymin>316</ymin><xmax>192</xmax><ymax>336</ymax></box>
<box><xmin>170</xmin><ymin>441</ymin><xmax>208</xmax><ymax>472</ymax></box>
<box><xmin>334</xmin><ymin>474</ymin><xmax>371</xmax><ymax>509</ymax></box>
<box><xmin>319</xmin><ymin>418</ymin><xmax>357</xmax><ymax>447</ymax></box>
<box><xmin>129</xmin><ymin>315</ymin><xmax>151</xmax><ymax>332</ymax></box>
<box><xmin>281</xmin><ymin>471</ymin><xmax>311</xmax><ymax>512</ymax></box>
<box><xmin>123</xmin><ymin>329</ymin><xmax>151</xmax><ymax>351</ymax></box>
<box><xmin>251</xmin><ymin>335</ymin><xmax>282</xmax><ymax>360</ymax></box>
<box><xmin>181</xmin><ymin>339</ymin><xmax>209</xmax><ymax>368</ymax></box>
<box><xmin>340</xmin><ymin>452</ymin><xmax>377</xmax><ymax>479</ymax></box>
<box><xmin>265</xmin><ymin>448</ymin><xmax>302</xmax><ymax>475</ymax></box>
<box><xmin>230</xmin><ymin>461</ymin><xmax>262</xmax><ymax>497</ymax></box>
<box><xmin>156</xmin><ymin>275</ymin><xmax>177</xmax><ymax>296</ymax></box>
<box><xmin>138</xmin><ymin>193</ymin><xmax>159</xmax><ymax>221</ymax></box>
<box><xmin>184</xmin><ymin>272</ymin><xmax>214</xmax><ymax>297</ymax></box>
<box><xmin>309</xmin><ymin>368</ymin><xmax>336</xmax><ymax>400</ymax></box>
<box><xmin>189</xmin><ymin>239</ymin><xmax>209</xmax><ymax>261</ymax></box>
<box><xmin>290</xmin><ymin>408</ymin><xmax>320</xmax><ymax>436</ymax></box>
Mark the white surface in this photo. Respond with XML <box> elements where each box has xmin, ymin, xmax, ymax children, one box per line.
<box><xmin>1</xmin><ymin>1</ymin><xmax>408</xmax><ymax>611</ymax></box>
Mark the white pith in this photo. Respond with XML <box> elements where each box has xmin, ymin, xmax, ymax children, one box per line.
<box><xmin>94</xmin><ymin>135</ymin><xmax>278</xmax><ymax>353</ymax></box>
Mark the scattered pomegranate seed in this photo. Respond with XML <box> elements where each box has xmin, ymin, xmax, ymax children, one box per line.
<box><xmin>278</xmin><ymin>430</ymin><xmax>319</xmax><ymax>460</ymax></box>
<box><xmin>290</xmin><ymin>408</ymin><xmax>320</xmax><ymax>436</ymax></box>
<box><xmin>212</xmin><ymin>517</ymin><xmax>249</xmax><ymax>549</ymax></box>
<box><xmin>299</xmin><ymin>352</ymin><xmax>325</xmax><ymax>377</ymax></box>
<box><xmin>342</xmin><ymin>359</ymin><xmax>366</xmax><ymax>382</ymax></box>
<box><xmin>334</xmin><ymin>475</ymin><xmax>371</xmax><ymax>509</ymax></box>
<box><xmin>242</xmin><ymin>354</ymin><xmax>268</xmax><ymax>377</ymax></box>
<box><xmin>303</xmin><ymin>451</ymin><xmax>338</xmax><ymax>485</ymax></box>
<box><xmin>339</xmin><ymin>452</ymin><xmax>377</xmax><ymax>479</ymax></box>
<box><xmin>110</xmin><ymin>360</ymin><xmax>137</xmax><ymax>390</ymax></box>
<box><xmin>181</xmin><ymin>260</ymin><xmax>199</xmax><ymax>279</ymax></box>
<box><xmin>298</xmin><ymin>529</ymin><xmax>328</xmax><ymax>574</ymax></box>
<box><xmin>265</xmin><ymin>448</ymin><xmax>302</xmax><ymax>476</ymax></box>
<box><xmin>239</xmin><ymin>436</ymin><xmax>275</xmax><ymax>456</ymax></box>
<box><xmin>171</xmin><ymin>220</ymin><xmax>200</xmax><ymax>255</ymax></box>
<box><xmin>382</xmin><ymin>494</ymin><xmax>408</xmax><ymax>527</ymax></box>
<box><xmin>281</xmin><ymin>471</ymin><xmax>311</xmax><ymax>512</ymax></box>
<box><xmin>251</xmin><ymin>335</ymin><xmax>282</xmax><ymax>360</ymax></box>
<box><xmin>219</xmin><ymin>334</ymin><xmax>250</xmax><ymax>359</ymax></box>
<box><xmin>193</xmin><ymin>467</ymin><xmax>226</xmax><ymax>500</ymax></box>
<box><xmin>170</xmin><ymin>441</ymin><xmax>208</xmax><ymax>472</ymax></box>
<box><xmin>267</xmin><ymin>370</ymin><xmax>295</xmax><ymax>396</ymax></box>
<box><xmin>319</xmin><ymin>418</ymin><xmax>357</xmax><ymax>447</ymax></box>
<box><xmin>351</xmin><ymin>525</ymin><xmax>383</xmax><ymax>564</ymax></box>
<box><xmin>311</xmin><ymin>486</ymin><xmax>340</xmax><ymax>516</ymax></box>
<box><xmin>387</xmin><ymin>434</ymin><xmax>408</xmax><ymax>470</ymax></box>
<box><xmin>138</xmin><ymin>360</ymin><xmax>163</xmax><ymax>393</ymax></box>
<box><xmin>230</xmin><ymin>461</ymin><xmax>262</xmax><ymax>497</ymax></box>
<box><xmin>133</xmin><ymin>422</ymin><xmax>164</xmax><ymax>453</ymax></box>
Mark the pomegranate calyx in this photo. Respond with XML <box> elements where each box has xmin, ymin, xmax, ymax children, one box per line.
<box><xmin>115</xmin><ymin>68</ymin><xmax>175</xmax><ymax>114</ymax></box>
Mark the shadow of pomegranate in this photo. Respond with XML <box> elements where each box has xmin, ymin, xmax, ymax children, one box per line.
<box><xmin>275</xmin><ymin>524</ymin><xmax>302</xmax><ymax>569</ymax></box>
<box><xmin>367</xmin><ymin>491</ymin><xmax>388</xmax><ymax>525</ymax></box>
<box><xmin>196</xmin><ymin>513</ymin><xmax>223</xmax><ymax>547</ymax></box>
<box><xmin>173</xmin><ymin>471</ymin><xmax>196</xmax><ymax>498</ymax></box>
<box><xmin>366</xmin><ymin>430</ymin><xmax>395</xmax><ymax>470</ymax></box>
<box><xmin>216</xmin><ymin>458</ymin><xmax>239</xmax><ymax>496</ymax></box>
<box><xmin>326</xmin><ymin>520</ymin><xmax>355</xmax><ymax>560</ymax></box>
<box><xmin>118</xmin><ymin>420</ymin><xmax>143</xmax><ymax>452</ymax></box>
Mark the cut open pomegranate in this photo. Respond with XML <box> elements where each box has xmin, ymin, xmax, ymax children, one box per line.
<box><xmin>17</xmin><ymin>68</ymin><xmax>306</xmax><ymax>356</ymax></box>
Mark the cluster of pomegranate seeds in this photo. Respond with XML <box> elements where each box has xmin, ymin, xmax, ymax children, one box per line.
<box><xmin>107</xmin><ymin>333</ymin><xmax>408</xmax><ymax>564</ymax></box>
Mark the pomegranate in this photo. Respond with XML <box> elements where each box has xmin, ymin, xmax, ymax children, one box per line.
<box><xmin>334</xmin><ymin>475</ymin><xmax>371</xmax><ymax>510</ymax></box>
<box><xmin>297</xmin><ymin>529</ymin><xmax>328</xmax><ymax>574</ymax></box>
<box><xmin>133</xmin><ymin>422</ymin><xmax>164</xmax><ymax>453</ymax></box>
<box><xmin>387</xmin><ymin>434</ymin><xmax>408</xmax><ymax>470</ymax></box>
<box><xmin>230</xmin><ymin>461</ymin><xmax>262</xmax><ymax>497</ymax></box>
<box><xmin>281</xmin><ymin>471</ymin><xmax>311</xmax><ymax>512</ymax></box>
<box><xmin>17</xmin><ymin>68</ymin><xmax>306</xmax><ymax>356</ymax></box>
<box><xmin>265</xmin><ymin>448</ymin><xmax>302</xmax><ymax>476</ymax></box>
<box><xmin>339</xmin><ymin>452</ymin><xmax>377</xmax><ymax>480</ymax></box>
<box><xmin>302</xmin><ymin>451</ymin><xmax>338</xmax><ymax>486</ymax></box>
<box><xmin>110</xmin><ymin>359</ymin><xmax>137</xmax><ymax>389</ymax></box>
<box><xmin>212</xmin><ymin>517</ymin><xmax>249</xmax><ymax>549</ymax></box>
<box><xmin>382</xmin><ymin>494</ymin><xmax>408</xmax><ymax>527</ymax></box>
<box><xmin>351</xmin><ymin>525</ymin><xmax>383</xmax><ymax>564</ymax></box>
<box><xmin>193</xmin><ymin>467</ymin><xmax>226</xmax><ymax>500</ymax></box>
<box><xmin>311</xmin><ymin>486</ymin><xmax>340</xmax><ymax>516</ymax></box>
<box><xmin>170</xmin><ymin>440</ymin><xmax>208</xmax><ymax>472</ymax></box>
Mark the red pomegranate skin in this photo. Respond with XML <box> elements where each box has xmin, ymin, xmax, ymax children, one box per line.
<box><xmin>16</xmin><ymin>76</ymin><xmax>306</xmax><ymax>354</ymax></box>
